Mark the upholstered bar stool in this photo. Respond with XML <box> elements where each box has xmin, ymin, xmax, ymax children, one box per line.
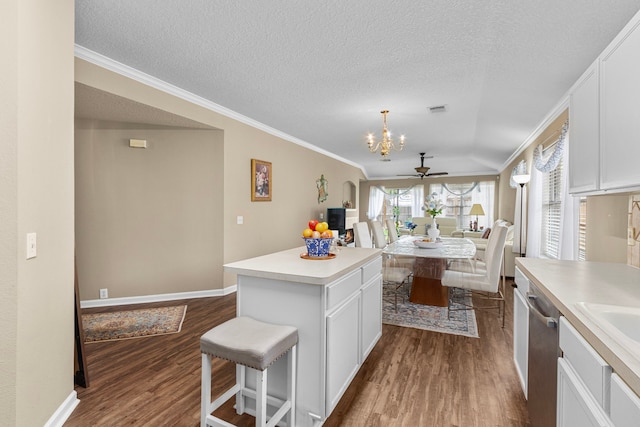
<box><xmin>200</xmin><ymin>316</ymin><xmax>298</xmax><ymax>427</ymax></box>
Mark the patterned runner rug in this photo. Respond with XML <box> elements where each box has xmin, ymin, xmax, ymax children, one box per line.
<box><xmin>83</xmin><ymin>305</ymin><xmax>187</xmax><ymax>343</ymax></box>
<box><xmin>383</xmin><ymin>286</ymin><xmax>479</xmax><ymax>338</ymax></box>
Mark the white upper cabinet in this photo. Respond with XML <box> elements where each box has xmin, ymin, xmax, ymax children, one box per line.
<box><xmin>600</xmin><ymin>15</ymin><xmax>640</xmax><ymax>192</ymax></box>
<box><xmin>569</xmin><ymin>61</ymin><xmax>600</xmax><ymax>194</ymax></box>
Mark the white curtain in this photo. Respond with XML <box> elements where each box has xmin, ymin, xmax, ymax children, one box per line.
<box><xmin>558</xmin><ymin>137</ymin><xmax>579</xmax><ymax>260</ymax></box>
<box><xmin>525</xmin><ymin>168</ymin><xmax>542</xmax><ymax>258</ymax></box>
<box><xmin>411</xmin><ymin>186</ymin><xmax>424</xmax><ymax>218</ymax></box>
<box><xmin>525</xmin><ymin>124</ymin><xmax>578</xmax><ymax>260</ymax></box>
<box><xmin>367</xmin><ymin>186</ymin><xmax>385</xmax><ymax>220</ymax></box>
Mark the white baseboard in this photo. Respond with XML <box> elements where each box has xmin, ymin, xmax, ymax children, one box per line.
<box><xmin>44</xmin><ymin>391</ymin><xmax>79</xmax><ymax>427</ymax></box>
<box><xmin>80</xmin><ymin>285</ymin><xmax>237</xmax><ymax>309</ymax></box>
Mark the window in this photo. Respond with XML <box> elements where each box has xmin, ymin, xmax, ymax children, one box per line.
<box><xmin>578</xmin><ymin>197</ymin><xmax>587</xmax><ymax>261</ymax></box>
<box><xmin>429</xmin><ymin>181</ymin><xmax>495</xmax><ymax>230</ymax></box>
<box><xmin>377</xmin><ymin>188</ymin><xmax>413</xmax><ymax>224</ymax></box>
<box><xmin>541</xmin><ymin>144</ymin><xmax>563</xmax><ymax>259</ymax></box>
<box><xmin>369</xmin><ymin>186</ymin><xmax>424</xmax><ymax>226</ymax></box>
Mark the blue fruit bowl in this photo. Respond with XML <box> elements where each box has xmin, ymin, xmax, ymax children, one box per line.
<box><xmin>303</xmin><ymin>237</ymin><xmax>333</xmax><ymax>257</ymax></box>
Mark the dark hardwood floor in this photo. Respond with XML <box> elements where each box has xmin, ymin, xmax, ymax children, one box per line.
<box><xmin>66</xmin><ymin>279</ymin><xmax>529</xmax><ymax>426</ymax></box>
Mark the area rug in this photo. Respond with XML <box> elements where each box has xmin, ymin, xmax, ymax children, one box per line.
<box><xmin>382</xmin><ymin>287</ymin><xmax>479</xmax><ymax>338</ymax></box>
<box><xmin>83</xmin><ymin>305</ymin><xmax>187</xmax><ymax>343</ymax></box>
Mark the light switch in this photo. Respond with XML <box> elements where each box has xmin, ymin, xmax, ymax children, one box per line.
<box><xmin>26</xmin><ymin>233</ymin><xmax>37</xmax><ymax>259</ymax></box>
<box><xmin>237</xmin><ymin>216</ymin><xmax>244</xmax><ymax>225</ymax></box>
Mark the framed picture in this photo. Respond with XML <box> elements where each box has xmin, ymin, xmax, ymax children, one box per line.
<box><xmin>251</xmin><ymin>159</ymin><xmax>272</xmax><ymax>201</ymax></box>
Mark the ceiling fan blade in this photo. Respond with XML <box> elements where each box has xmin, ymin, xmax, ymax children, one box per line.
<box><xmin>396</xmin><ymin>174</ymin><xmax>420</xmax><ymax>177</ymax></box>
<box><xmin>426</xmin><ymin>172</ymin><xmax>449</xmax><ymax>176</ymax></box>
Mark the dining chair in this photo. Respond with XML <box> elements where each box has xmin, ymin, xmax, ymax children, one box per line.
<box><xmin>385</xmin><ymin>219</ymin><xmax>399</xmax><ymax>243</ymax></box>
<box><xmin>448</xmin><ymin>220</ymin><xmax>508</xmax><ymax>283</ymax></box>
<box><xmin>441</xmin><ymin>224</ymin><xmax>509</xmax><ymax>326</ymax></box>
<box><xmin>385</xmin><ymin>218</ymin><xmax>415</xmax><ymax>272</ymax></box>
<box><xmin>382</xmin><ymin>253</ymin><xmax>412</xmax><ymax>312</ymax></box>
<box><xmin>370</xmin><ymin>220</ymin><xmax>387</xmax><ymax>248</ymax></box>
<box><xmin>353</xmin><ymin>222</ymin><xmax>373</xmax><ymax>248</ymax></box>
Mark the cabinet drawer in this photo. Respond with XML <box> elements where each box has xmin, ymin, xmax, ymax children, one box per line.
<box><xmin>610</xmin><ymin>373</ymin><xmax>640</xmax><ymax>427</ymax></box>
<box><xmin>326</xmin><ymin>269</ymin><xmax>361</xmax><ymax>312</ymax></box>
<box><xmin>362</xmin><ymin>257</ymin><xmax>382</xmax><ymax>284</ymax></box>
<box><xmin>559</xmin><ymin>317</ymin><xmax>611</xmax><ymax>408</ymax></box>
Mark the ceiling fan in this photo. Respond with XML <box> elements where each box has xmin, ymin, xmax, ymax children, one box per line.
<box><xmin>398</xmin><ymin>152</ymin><xmax>449</xmax><ymax>180</ymax></box>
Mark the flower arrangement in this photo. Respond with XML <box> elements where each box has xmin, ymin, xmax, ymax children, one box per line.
<box><xmin>405</xmin><ymin>221</ymin><xmax>418</xmax><ymax>231</ymax></box>
<box><xmin>423</xmin><ymin>192</ymin><xmax>444</xmax><ymax>218</ymax></box>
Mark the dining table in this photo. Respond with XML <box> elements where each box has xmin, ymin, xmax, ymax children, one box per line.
<box><xmin>383</xmin><ymin>236</ymin><xmax>476</xmax><ymax>307</ymax></box>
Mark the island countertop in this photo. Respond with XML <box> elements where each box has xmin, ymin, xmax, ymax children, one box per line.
<box><xmin>224</xmin><ymin>246</ymin><xmax>382</xmax><ymax>285</ymax></box>
<box><xmin>516</xmin><ymin>258</ymin><xmax>640</xmax><ymax>396</ymax></box>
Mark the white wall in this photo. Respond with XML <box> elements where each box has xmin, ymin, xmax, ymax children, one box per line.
<box><xmin>0</xmin><ymin>0</ymin><xmax>76</xmax><ymax>425</ymax></box>
<box><xmin>75</xmin><ymin>122</ymin><xmax>225</xmax><ymax>300</ymax></box>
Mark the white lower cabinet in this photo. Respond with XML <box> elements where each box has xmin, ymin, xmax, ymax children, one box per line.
<box><xmin>513</xmin><ymin>267</ymin><xmax>529</xmax><ymax>397</ymax></box>
<box><xmin>610</xmin><ymin>373</ymin><xmax>640</xmax><ymax>427</ymax></box>
<box><xmin>326</xmin><ymin>292</ymin><xmax>361</xmax><ymax>414</ymax></box>
<box><xmin>558</xmin><ymin>317</ymin><xmax>612</xmax><ymax>426</ymax></box>
<box><xmin>557</xmin><ymin>358</ymin><xmax>612</xmax><ymax>427</ymax></box>
<box><xmin>325</xmin><ymin>257</ymin><xmax>383</xmax><ymax>416</ymax></box>
<box><xmin>360</xmin><ymin>275</ymin><xmax>382</xmax><ymax>361</ymax></box>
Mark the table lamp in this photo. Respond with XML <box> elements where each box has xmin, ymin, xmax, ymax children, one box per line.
<box><xmin>469</xmin><ymin>204</ymin><xmax>485</xmax><ymax>231</ymax></box>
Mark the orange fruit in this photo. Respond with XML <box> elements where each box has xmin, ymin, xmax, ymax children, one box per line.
<box><xmin>302</xmin><ymin>228</ymin><xmax>314</xmax><ymax>238</ymax></box>
<box><xmin>315</xmin><ymin>222</ymin><xmax>329</xmax><ymax>232</ymax></box>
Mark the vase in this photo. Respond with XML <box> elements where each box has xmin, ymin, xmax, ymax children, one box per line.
<box><xmin>428</xmin><ymin>217</ymin><xmax>440</xmax><ymax>240</ymax></box>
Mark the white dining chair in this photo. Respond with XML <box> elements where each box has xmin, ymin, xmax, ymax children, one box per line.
<box><xmin>386</xmin><ymin>219</ymin><xmax>399</xmax><ymax>243</ymax></box>
<box><xmin>448</xmin><ymin>220</ymin><xmax>507</xmax><ymax>282</ymax></box>
<box><xmin>370</xmin><ymin>220</ymin><xmax>387</xmax><ymax>248</ymax></box>
<box><xmin>382</xmin><ymin>253</ymin><xmax>412</xmax><ymax>312</ymax></box>
<box><xmin>441</xmin><ymin>224</ymin><xmax>509</xmax><ymax>326</ymax></box>
<box><xmin>353</xmin><ymin>222</ymin><xmax>373</xmax><ymax>248</ymax></box>
<box><xmin>385</xmin><ymin>218</ymin><xmax>415</xmax><ymax>272</ymax></box>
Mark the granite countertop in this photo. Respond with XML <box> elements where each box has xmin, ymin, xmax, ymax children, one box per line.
<box><xmin>516</xmin><ymin>258</ymin><xmax>640</xmax><ymax>396</ymax></box>
<box><xmin>224</xmin><ymin>246</ymin><xmax>381</xmax><ymax>285</ymax></box>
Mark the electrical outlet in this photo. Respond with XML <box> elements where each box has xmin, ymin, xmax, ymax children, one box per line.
<box><xmin>99</xmin><ymin>288</ymin><xmax>109</xmax><ymax>299</ymax></box>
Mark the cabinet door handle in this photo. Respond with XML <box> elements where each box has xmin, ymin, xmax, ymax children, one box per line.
<box><xmin>526</xmin><ymin>294</ymin><xmax>558</xmax><ymax>328</ymax></box>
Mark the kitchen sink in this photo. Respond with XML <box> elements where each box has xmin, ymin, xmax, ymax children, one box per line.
<box><xmin>575</xmin><ymin>302</ymin><xmax>640</xmax><ymax>356</ymax></box>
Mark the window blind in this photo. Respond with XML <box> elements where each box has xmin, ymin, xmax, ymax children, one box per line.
<box><xmin>541</xmin><ymin>145</ymin><xmax>563</xmax><ymax>259</ymax></box>
<box><xmin>578</xmin><ymin>197</ymin><xmax>587</xmax><ymax>261</ymax></box>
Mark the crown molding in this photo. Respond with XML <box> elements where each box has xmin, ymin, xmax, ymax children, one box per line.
<box><xmin>74</xmin><ymin>45</ymin><xmax>367</xmax><ymax>176</ymax></box>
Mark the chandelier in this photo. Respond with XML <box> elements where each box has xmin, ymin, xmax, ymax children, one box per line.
<box><xmin>367</xmin><ymin>110</ymin><xmax>405</xmax><ymax>158</ymax></box>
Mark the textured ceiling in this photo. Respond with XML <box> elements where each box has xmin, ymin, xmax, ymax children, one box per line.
<box><xmin>75</xmin><ymin>0</ymin><xmax>640</xmax><ymax>179</ymax></box>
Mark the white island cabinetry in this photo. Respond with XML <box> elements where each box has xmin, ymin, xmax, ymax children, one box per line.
<box><xmin>224</xmin><ymin>247</ymin><xmax>382</xmax><ymax>427</ymax></box>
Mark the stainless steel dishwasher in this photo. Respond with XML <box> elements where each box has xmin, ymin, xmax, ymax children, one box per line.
<box><xmin>527</xmin><ymin>281</ymin><xmax>561</xmax><ymax>427</ymax></box>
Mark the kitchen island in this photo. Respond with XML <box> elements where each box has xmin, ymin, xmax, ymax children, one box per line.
<box><xmin>224</xmin><ymin>246</ymin><xmax>382</xmax><ymax>427</ymax></box>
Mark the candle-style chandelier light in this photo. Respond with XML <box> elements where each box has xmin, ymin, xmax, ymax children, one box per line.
<box><xmin>367</xmin><ymin>110</ymin><xmax>406</xmax><ymax>158</ymax></box>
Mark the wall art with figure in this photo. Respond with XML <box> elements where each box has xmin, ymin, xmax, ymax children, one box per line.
<box><xmin>251</xmin><ymin>159</ymin><xmax>272</xmax><ymax>201</ymax></box>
